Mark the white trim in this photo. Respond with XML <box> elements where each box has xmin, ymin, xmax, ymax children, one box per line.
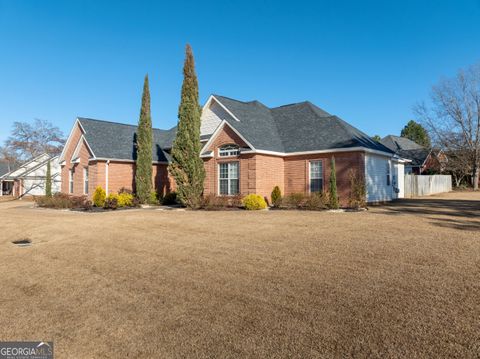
<box><xmin>68</xmin><ymin>169</ymin><xmax>74</xmax><ymax>194</ymax></box>
<box><xmin>105</xmin><ymin>160</ymin><xmax>110</xmax><ymax>195</ymax></box>
<box><xmin>83</xmin><ymin>167</ymin><xmax>89</xmax><ymax>195</ymax></box>
<box><xmin>218</xmin><ymin>161</ymin><xmax>240</xmax><ymax>196</ymax></box>
<box><xmin>59</xmin><ymin>118</ymin><xmax>87</xmax><ymax>162</ymax></box>
<box><xmin>308</xmin><ymin>160</ymin><xmax>324</xmax><ymax>194</ymax></box>
<box><xmin>200</xmin><ymin>120</ymin><xmax>255</xmax><ymax>156</ymax></box>
<box><xmin>70</xmin><ymin>135</ymin><xmax>96</xmax><ymax>163</ymax></box>
<box><xmin>204</xmin><ymin>95</ymin><xmax>241</xmax><ymax>122</ymax></box>
<box><xmin>240</xmin><ymin>147</ymin><xmax>394</xmax><ymax>158</ymax></box>
<box><xmin>200</xmin><ymin>151</ymin><xmax>214</xmax><ymax>158</ymax></box>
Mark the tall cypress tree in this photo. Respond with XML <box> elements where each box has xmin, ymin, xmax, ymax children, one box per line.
<box><xmin>329</xmin><ymin>156</ymin><xmax>339</xmax><ymax>209</ymax></box>
<box><xmin>135</xmin><ymin>75</ymin><xmax>153</xmax><ymax>204</ymax></box>
<box><xmin>45</xmin><ymin>160</ymin><xmax>52</xmax><ymax>197</ymax></box>
<box><xmin>169</xmin><ymin>44</ymin><xmax>205</xmax><ymax>208</ymax></box>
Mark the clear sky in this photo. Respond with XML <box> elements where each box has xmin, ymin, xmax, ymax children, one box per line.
<box><xmin>1</xmin><ymin>0</ymin><xmax>479</xmax><ymax>144</ymax></box>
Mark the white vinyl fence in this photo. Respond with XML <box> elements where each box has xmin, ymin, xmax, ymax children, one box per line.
<box><xmin>404</xmin><ymin>174</ymin><xmax>452</xmax><ymax>198</ymax></box>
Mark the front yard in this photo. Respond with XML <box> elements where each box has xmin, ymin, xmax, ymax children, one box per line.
<box><xmin>0</xmin><ymin>192</ymin><xmax>479</xmax><ymax>358</ymax></box>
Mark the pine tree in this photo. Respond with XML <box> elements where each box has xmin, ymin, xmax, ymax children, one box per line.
<box><xmin>45</xmin><ymin>160</ymin><xmax>52</xmax><ymax>197</ymax></box>
<box><xmin>135</xmin><ymin>75</ymin><xmax>153</xmax><ymax>204</ymax></box>
<box><xmin>400</xmin><ymin>120</ymin><xmax>431</xmax><ymax>148</ymax></box>
<box><xmin>329</xmin><ymin>156</ymin><xmax>339</xmax><ymax>209</ymax></box>
<box><xmin>169</xmin><ymin>44</ymin><xmax>206</xmax><ymax>208</ymax></box>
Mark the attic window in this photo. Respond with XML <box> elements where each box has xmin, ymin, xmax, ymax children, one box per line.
<box><xmin>218</xmin><ymin>144</ymin><xmax>239</xmax><ymax>157</ymax></box>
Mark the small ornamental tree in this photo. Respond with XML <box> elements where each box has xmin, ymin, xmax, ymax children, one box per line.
<box><xmin>168</xmin><ymin>44</ymin><xmax>206</xmax><ymax>208</ymax></box>
<box><xmin>348</xmin><ymin>169</ymin><xmax>367</xmax><ymax>209</ymax></box>
<box><xmin>45</xmin><ymin>160</ymin><xmax>52</xmax><ymax>197</ymax></box>
<box><xmin>329</xmin><ymin>156</ymin><xmax>339</xmax><ymax>209</ymax></box>
<box><xmin>135</xmin><ymin>75</ymin><xmax>153</xmax><ymax>204</ymax></box>
<box><xmin>271</xmin><ymin>186</ymin><xmax>282</xmax><ymax>207</ymax></box>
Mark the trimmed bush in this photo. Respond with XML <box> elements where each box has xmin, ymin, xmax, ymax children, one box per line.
<box><xmin>305</xmin><ymin>192</ymin><xmax>329</xmax><ymax>210</ymax></box>
<box><xmin>35</xmin><ymin>193</ymin><xmax>90</xmax><ymax>210</ymax></box>
<box><xmin>118</xmin><ymin>192</ymin><xmax>134</xmax><ymax>207</ymax></box>
<box><xmin>148</xmin><ymin>191</ymin><xmax>159</xmax><ymax>205</ymax></box>
<box><xmin>243</xmin><ymin>194</ymin><xmax>267</xmax><ymax>210</ymax></box>
<box><xmin>200</xmin><ymin>194</ymin><xmax>229</xmax><ymax>210</ymax></box>
<box><xmin>282</xmin><ymin>193</ymin><xmax>306</xmax><ymax>209</ymax></box>
<box><xmin>162</xmin><ymin>191</ymin><xmax>177</xmax><ymax>205</ymax></box>
<box><xmin>104</xmin><ymin>193</ymin><xmax>119</xmax><ymax>210</ymax></box>
<box><xmin>92</xmin><ymin>186</ymin><xmax>106</xmax><ymax>207</ymax></box>
<box><xmin>271</xmin><ymin>186</ymin><xmax>282</xmax><ymax>208</ymax></box>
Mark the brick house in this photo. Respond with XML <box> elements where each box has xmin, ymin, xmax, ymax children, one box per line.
<box><xmin>60</xmin><ymin>95</ymin><xmax>407</xmax><ymax>204</ymax></box>
<box><xmin>381</xmin><ymin>135</ymin><xmax>446</xmax><ymax>175</ymax></box>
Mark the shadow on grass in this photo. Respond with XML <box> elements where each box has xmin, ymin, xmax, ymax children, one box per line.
<box><xmin>378</xmin><ymin>198</ymin><xmax>480</xmax><ymax>231</ymax></box>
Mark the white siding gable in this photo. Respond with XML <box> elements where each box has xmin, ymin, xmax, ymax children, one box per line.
<box><xmin>201</xmin><ymin>99</ymin><xmax>235</xmax><ymax>136</ymax></box>
<box><xmin>365</xmin><ymin>153</ymin><xmax>393</xmax><ymax>202</ymax></box>
<box><xmin>20</xmin><ymin>157</ymin><xmax>61</xmax><ymax>196</ymax></box>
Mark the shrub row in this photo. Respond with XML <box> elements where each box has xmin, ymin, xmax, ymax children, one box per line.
<box><xmin>35</xmin><ymin>193</ymin><xmax>92</xmax><ymax>210</ymax></box>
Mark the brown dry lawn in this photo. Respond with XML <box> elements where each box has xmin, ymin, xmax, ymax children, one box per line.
<box><xmin>0</xmin><ymin>192</ymin><xmax>479</xmax><ymax>358</ymax></box>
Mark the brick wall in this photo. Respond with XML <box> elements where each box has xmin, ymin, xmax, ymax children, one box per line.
<box><xmin>284</xmin><ymin>151</ymin><xmax>365</xmax><ymax>206</ymax></box>
<box><xmin>203</xmin><ymin>124</ymin><xmax>255</xmax><ymax>196</ymax></box>
<box><xmin>254</xmin><ymin>154</ymin><xmax>284</xmax><ymax>201</ymax></box>
<box><xmin>61</xmin><ymin>122</ymin><xmax>174</xmax><ymax>198</ymax></box>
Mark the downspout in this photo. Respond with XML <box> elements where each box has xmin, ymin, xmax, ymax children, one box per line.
<box><xmin>105</xmin><ymin>160</ymin><xmax>110</xmax><ymax>195</ymax></box>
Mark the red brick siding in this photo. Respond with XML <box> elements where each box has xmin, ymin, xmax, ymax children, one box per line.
<box><xmin>61</xmin><ymin>124</ymin><xmax>83</xmax><ymax>194</ymax></box>
<box><xmin>61</xmin><ymin>123</ymin><xmax>174</xmax><ymax>198</ymax></box>
<box><xmin>284</xmin><ymin>151</ymin><xmax>365</xmax><ymax>206</ymax></box>
<box><xmin>254</xmin><ymin>154</ymin><xmax>284</xmax><ymax>201</ymax></box>
<box><xmin>203</xmin><ymin>124</ymin><xmax>255</xmax><ymax>196</ymax></box>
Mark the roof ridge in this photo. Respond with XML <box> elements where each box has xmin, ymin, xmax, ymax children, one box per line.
<box><xmin>78</xmin><ymin>117</ymin><xmax>175</xmax><ymax>133</ymax></box>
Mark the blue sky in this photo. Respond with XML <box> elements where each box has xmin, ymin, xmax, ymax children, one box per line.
<box><xmin>1</xmin><ymin>0</ymin><xmax>479</xmax><ymax>144</ymax></box>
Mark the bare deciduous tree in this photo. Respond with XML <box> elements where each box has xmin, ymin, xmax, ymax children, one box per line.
<box><xmin>414</xmin><ymin>63</ymin><xmax>480</xmax><ymax>190</ymax></box>
<box><xmin>4</xmin><ymin>119</ymin><xmax>65</xmax><ymax>162</ymax></box>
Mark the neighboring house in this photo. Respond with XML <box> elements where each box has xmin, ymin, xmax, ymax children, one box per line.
<box><xmin>61</xmin><ymin>95</ymin><xmax>407</xmax><ymax>204</ymax></box>
<box><xmin>380</xmin><ymin>135</ymin><xmax>446</xmax><ymax>174</ymax></box>
<box><xmin>2</xmin><ymin>154</ymin><xmax>61</xmax><ymax>197</ymax></box>
<box><xmin>0</xmin><ymin>162</ymin><xmax>15</xmax><ymax>196</ymax></box>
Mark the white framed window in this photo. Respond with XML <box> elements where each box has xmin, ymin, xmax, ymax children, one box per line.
<box><xmin>309</xmin><ymin>161</ymin><xmax>323</xmax><ymax>193</ymax></box>
<box><xmin>69</xmin><ymin>169</ymin><xmax>74</xmax><ymax>194</ymax></box>
<box><xmin>386</xmin><ymin>162</ymin><xmax>391</xmax><ymax>186</ymax></box>
<box><xmin>83</xmin><ymin>167</ymin><xmax>89</xmax><ymax>194</ymax></box>
<box><xmin>219</xmin><ymin>162</ymin><xmax>239</xmax><ymax>195</ymax></box>
<box><xmin>218</xmin><ymin>144</ymin><xmax>240</xmax><ymax>157</ymax></box>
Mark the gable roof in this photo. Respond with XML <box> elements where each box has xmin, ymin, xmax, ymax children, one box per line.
<box><xmin>380</xmin><ymin>135</ymin><xmax>429</xmax><ymax>166</ymax></box>
<box><xmin>3</xmin><ymin>154</ymin><xmax>51</xmax><ymax>179</ymax></box>
<box><xmin>380</xmin><ymin>135</ymin><xmax>424</xmax><ymax>152</ymax></box>
<box><xmin>76</xmin><ymin>118</ymin><xmax>176</xmax><ymax>163</ymax></box>
<box><xmin>210</xmin><ymin>95</ymin><xmax>393</xmax><ymax>155</ymax></box>
<box><xmin>0</xmin><ymin>162</ymin><xmax>13</xmax><ymax>178</ymax></box>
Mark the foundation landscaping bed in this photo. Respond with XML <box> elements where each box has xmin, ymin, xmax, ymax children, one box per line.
<box><xmin>34</xmin><ymin>187</ymin><xmax>178</xmax><ymax>212</ymax></box>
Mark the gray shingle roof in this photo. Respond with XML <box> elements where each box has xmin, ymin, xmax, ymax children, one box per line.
<box><xmin>380</xmin><ymin>135</ymin><xmax>428</xmax><ymax>166</ymax></box>
<box><xmin>213</xmin><ymin>95</ymin><xmax>393</xmax><ymax>154</ymax></box>
<box><xmin>0</xmin><ymin>162</ymin><xmax>12</xmax><ymax>178</ymax></box>
<box><xmin>380</xmin><ymin>135</ymin><xmax>424</xmax><ymax>151</ymax></box>
<box><xmin>78</xmin><ymin>118</ymin><xmax>176</xmax><ymax>162</ymax></box>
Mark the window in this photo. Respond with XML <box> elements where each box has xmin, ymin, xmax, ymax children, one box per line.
<box><xmin>69</xmin><ymin>169</ymin><xmax>74</xmax><ymax>194</ymax></box>
<box><xmin>310</xmin><ymin>161</ymin><xmax>323</xmax><ymax>193</ymax></box>
<box><xmin>219</xmin><ymin>162</ymin><xmax>239</xmax><ymax>195</ymax></box>
<box><xmin>218</xmin><ymin>144</ymin><xmax>240</xmax><ymax>157</ymax></box>
<box><xmin>84</xmin><ymin>167</ymin><xmax>89</xmax><ymax>194</ymax></box>
<box><xmin>386</xmin><ymin>162</ymin><xmax>391</xmax><ymax>186</ymax></box>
